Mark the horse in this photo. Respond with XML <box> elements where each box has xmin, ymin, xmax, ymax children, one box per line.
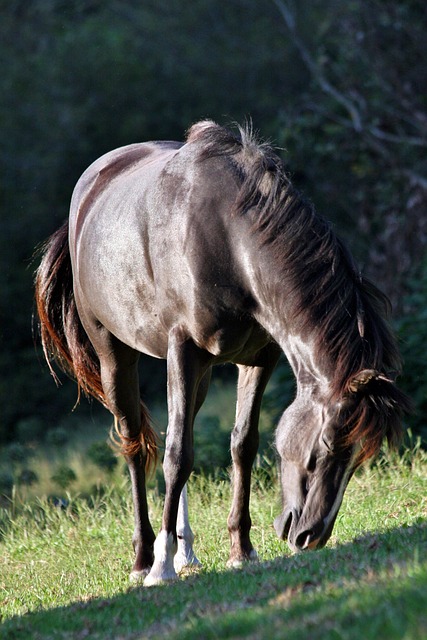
<box><xmin>35</xmin><ymin>120</ymin><xmax>409</xmax><ymax>586</ymax></box>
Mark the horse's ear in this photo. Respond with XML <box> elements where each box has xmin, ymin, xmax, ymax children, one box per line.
<box><xmin>347</xmin><ymin>369</ymin><xmax>380</xmax><ymax>394</ymax></box>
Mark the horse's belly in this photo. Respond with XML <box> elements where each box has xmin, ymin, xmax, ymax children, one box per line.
<box><xmin>82</xmin><ymin>278</ymin><xmax>171</xmax><ymax>358</ymax></box>
<box><xmin>78</xmin><ymin>266</ymin><xmax>268</xmax><ymax>364</ymax></box>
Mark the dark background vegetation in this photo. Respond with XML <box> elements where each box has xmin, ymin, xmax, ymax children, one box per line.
<box><xmin>1</xmin><ymin>0</ymin><xmax>426</xmax><ymax>457</ymax></box>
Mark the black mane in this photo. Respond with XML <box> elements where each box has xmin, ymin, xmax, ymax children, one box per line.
<box><xmin>187</xmin><ymin>120</ymin><xmax>409</xmax><ymax>460</ymax></box>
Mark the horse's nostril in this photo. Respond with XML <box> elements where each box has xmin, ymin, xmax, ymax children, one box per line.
<box><xmin>274</xmin><ymin>510</ymin><xmax>293</xmax><ymax>540</ymax></box>
<box><xmin>295</xmin><ymin>529</ymin><xmax>316</xmax><ymax>550</ymax></box>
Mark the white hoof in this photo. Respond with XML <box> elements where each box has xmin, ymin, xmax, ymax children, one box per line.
<box><xmin>143</xmin><ymin>530</ymin><xmax>178</xmax><ymax>587</ymax></box>
<box><xmin>143</xmin><ymin>567</ymin><xmax>178</xmax><ymax>587</ymax></box>
<box><xmin>174</xmin><ymin>550</ymin><xmax>202</xmax><ymax>574</ymax></box>
<box><xmin>174</xmin><ymin>536</ymin><xmax>202</xmax><ymax>573</ymax></box>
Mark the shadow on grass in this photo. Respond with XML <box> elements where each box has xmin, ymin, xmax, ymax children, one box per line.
<box><xmin>1</xmin><ymin>522</ymin><xmax>426</xmax><ymax>640</ymax></box>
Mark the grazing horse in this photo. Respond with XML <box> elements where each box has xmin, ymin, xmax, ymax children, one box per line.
<box><xmin>35</xmin><ymin>120</ymin><xmax>409</xmax><ymax>586</ymax></box>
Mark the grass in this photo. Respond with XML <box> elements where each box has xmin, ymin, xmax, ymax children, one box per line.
<box><xmin>0</xmin><ymin>445</ymin><xmax>426</xmax><ymax>639</ymax></box>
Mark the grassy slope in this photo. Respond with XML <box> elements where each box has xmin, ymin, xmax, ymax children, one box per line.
<box><xmin>0</xmin><ymin>449</ymin><xmax>426</xmax><ymax>640</ymax></box>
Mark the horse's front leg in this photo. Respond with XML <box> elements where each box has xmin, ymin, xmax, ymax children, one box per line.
<box><xmin>144</xmin><ymin>328</ymin><xmax>211</xmax><ymax>587</ymax></box>
<box><xmin>228</xmin><ymin>345</ymin><xmax>280</xmax><ymax>567</ymax></box>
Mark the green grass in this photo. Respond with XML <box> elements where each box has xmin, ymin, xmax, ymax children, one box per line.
<box><xmin>0</xmin><ymin>446</ymin><xmax>426</xmax><ymax>639</ymax></box>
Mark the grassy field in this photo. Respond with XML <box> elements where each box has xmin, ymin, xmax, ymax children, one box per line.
<box><xmin>0</xmin><ymin>444</ymin><xmax>426</xmax><ymax>639</ymax></box>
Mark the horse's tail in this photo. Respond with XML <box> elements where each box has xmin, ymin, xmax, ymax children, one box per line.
<box><xmin>34</xmin><ymin>221</ymin><xmax>158</xmax><ymax>472</ymax></box>
<box><xmin>34</xmin><ymin>222</ymin><xmax>104</xmax><ymax>405</ymax></box>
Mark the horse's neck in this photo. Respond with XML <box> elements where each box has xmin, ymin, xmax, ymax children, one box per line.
<box><xmin>281</xmin><ymin>332</ymin><xmax>333</xmax><ymax>394</ymax></box>
<box><xmin>245</xmin><ymin>254</ymin><xmax>333</xmax><ymax>391</ymax></box>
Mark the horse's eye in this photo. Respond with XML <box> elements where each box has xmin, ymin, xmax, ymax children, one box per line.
<box><xmin>321</xmin><ymin>433</ymin><xmax>334</xmax><ymax>453</ymax></box>
<box><xmin>306</xmin><ymin>453</ymin><xmax>316</xmax><ymax>472</ymax></box>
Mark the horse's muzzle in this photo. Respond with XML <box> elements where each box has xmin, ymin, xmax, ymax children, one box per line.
<box><xmin>274</xmin><ymin>509</ymin><xmax>329</xmax><ymax>553</ymax></box>
<box><xmin>274</xmin><ymin>509</ymin><xmax>294</xmax><ymax>541</ymax></box>
<box><xmin>290</xmin><ymin>526</ymin><xmax>325</xmax><ymax>551</ymax></box>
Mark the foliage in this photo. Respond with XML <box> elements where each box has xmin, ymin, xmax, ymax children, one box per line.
<box><xmin>396</xmin><ymin>256</ymin><xmax>427</xmax><ymax>442</ymax></box>
<box><xmin>273</xmin><ymin>0</ymin><xmax>427</xmax><ymax>312</ymax></box>
<box><xmin>0</xmin><ymin>0</ymin><xmax>425</xmax><ymax>443</ymax></box>
<box><xmin>44</xmin><ymin>426</ymin><xmax>70</xmax><ymax>447</ymax></box>
<box><xmin>0</xmin><ymin>473</ymin><xmax>13</xmax><ymax>499</ymax></box>
<box><xmin>15</xmin><ymin>417</ymin><xmax>46</xmax><ymax>443</ymax></box>
<box><xmin>17</xmin><ymin>469</ymin><xmax>39</xmax><ymax>487</ymax></box>
<box><xmin>0</xmin><ymin>447</ymin><xmax>425</xmax><ymax>638</ymax></box>
<box><xmin>50</xmin><ymin>465</ymin><xmax>77</xmax><ymax>490</ymax></box>
<box><xmin>87</xmin><ymin>442</ymin><xmax>118</xmax><ymax>473</ymax></box>
<box><xmin>6</xmin><ymin>442</ymin><xmax>31</xmax><ymax>464</ymax></box>
<box><xmin>193</xmin><ymin>415</ymin><xmax>231</xmax><ymax>474</ymax></box>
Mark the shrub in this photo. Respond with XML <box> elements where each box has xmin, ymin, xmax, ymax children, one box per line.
<box><xmin>51</xmin><ymin>465</ymin><xmax>77</xmax><ymax>490</ymax></box>
<box><xmin>87</xmin><ymin>441</ymin><xmax>118</xmax><ymax>473</ymax></box>
<box><xmin>18</xmin><ymin>469</ymin><xmax>39</xmax><ymax>486</ymax></box>
<box><xmin>194</xmin><ymin>415</ymin><xmax>231</xmax><ymax>474</ymax></box>
<box><xmin>6</xmin><ymin>442</ymin><xmax>31</xmax><ymax>463</ymax></box>
<box><xmin>16</xmin><ymin>417</ymin><xmax>45</xmax><ymax>443</ymax></box>
<box><xmin>45</xmin><ymin>427</ymin><xmax>69</xmax><ymax>447</ymax></box>
<box><xmin>0</xmin><ymin>472</ymin><xmax>14</xmax><ymax>497</ymax></box>
<box><xmin>396</xmin><ymin>256</ymin><xmax>427</xmax><ymax>444</ymax></box>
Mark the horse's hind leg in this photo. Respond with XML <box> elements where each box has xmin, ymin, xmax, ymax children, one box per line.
<box><xmin>174</xmin><ymin>368</ymin><xmax>212</xmax><ymax>573</ymax></box>
<box><xmin>102</xmin><ymin>341</ymin><xmax>156</xmax><ymax>580</ymax></box>
<box><xmin>228</xmin><ymin>344</ymin><xmax>280</xmax><ymax>567</ymax></box>
<box><xmin>76</xmin><ymin>315</ymin><xmax>156</xmax><ymax>580</ymax></box>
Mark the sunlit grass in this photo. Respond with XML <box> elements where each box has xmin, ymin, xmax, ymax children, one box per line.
<box><xmin>1</xmin><ymin>446</ymin><xmax>425</xmax><ymax>634</ymax></box>
<box><xmin>1</xmin><ymin>377</ymin><xmax>426</xmax><ymax>639</ymax></box>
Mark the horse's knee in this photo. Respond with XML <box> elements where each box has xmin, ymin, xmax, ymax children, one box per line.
<box><xmin>163</xmin><ymin>443</ymin><xmax>194</xmax><ymax>486</ymax></box>
<box><xmin>230</xmin><ymin>427</ymin><xmax>259</xmax><ymax>465</ymax></box>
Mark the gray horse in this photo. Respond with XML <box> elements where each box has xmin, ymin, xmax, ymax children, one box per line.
<box><xmin>35</xmin><ymin>121</ymin><xmax>408</xmax><ymax>586</ymax></box>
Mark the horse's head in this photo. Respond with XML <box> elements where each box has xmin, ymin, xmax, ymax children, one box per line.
<box><xmin>274</xmin><ymin>395</ymin><xmax>355</xmax><ymax>552</ymax></box>
<box><xmin>273</xmin><ymin>369</ymin><xmax>406</xmax><ymax>552</ymax></box>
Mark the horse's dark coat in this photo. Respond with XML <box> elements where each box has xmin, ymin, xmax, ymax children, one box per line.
<box><xmin>35</xmin><ymin>120</ymin><xmax>409</xmax><ymax>584</ymax></box>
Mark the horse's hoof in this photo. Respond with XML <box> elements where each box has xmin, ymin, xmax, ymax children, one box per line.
<box><xmin>129</xmin><ymin>568</ymin><xmax>150</xmax><ymax>583</ymax></box>
<box><xmin>143</xmin><ymin>569</ymin><xmax>178</xmax><ymax>587</ymax></box>
<box><xmin>174</xmin><ymin>553</ymin><xmax>202</xmax><ymax>574</ymax></box>
<box><xmin>227</xmin><ymin>549</ymin><xmax>258</xmax><ymax>568</ymax></box>
<box><xmin>142</xmin><ymin>530</ymin><xmax>179</xmax><ymax>586</ymax></box>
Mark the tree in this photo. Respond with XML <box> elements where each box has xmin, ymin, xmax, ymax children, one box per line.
<box><xmin>272</xmin><ymin>0</ymin><xmax>427</xmax><ymax>310</ymax></box>
<box><xmin>0</xmin><ymin>0</ymin><xmax>299</xmax><ymax>439</ymax></box>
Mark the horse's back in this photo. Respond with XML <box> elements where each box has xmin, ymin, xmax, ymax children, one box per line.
<box><xmin>69</xmin><ymin>141</ymin><xmax>183</xmax><ymax>246</ymax></box>
<box><xmin>68</xmin><ymin>138</ymin><xmax>261</xmax><ymax>361</ymax></box>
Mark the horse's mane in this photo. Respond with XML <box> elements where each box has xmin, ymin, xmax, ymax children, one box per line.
<box><xmin>187</xmin><ymin>120</ymin><xmax>411</xmax><ymax>463</ymax></box>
